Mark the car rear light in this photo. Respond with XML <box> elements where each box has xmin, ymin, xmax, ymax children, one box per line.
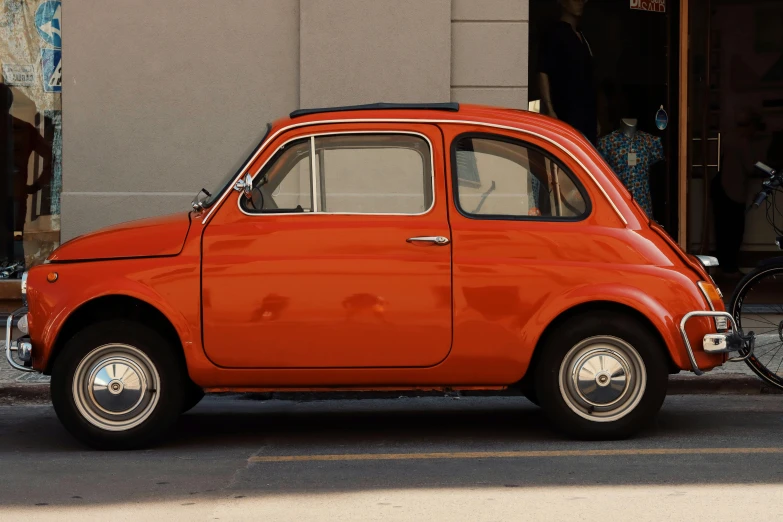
<box><xmin>698</xmin><ymin>281</ymin><xmax>723</xmax><ymax>305</ymax></box>
<box><xmin>698</xmin><ymin>281</ymin><xmax>727</xmax><ymax>330</ymax></box>
<box><xmin>714</xmin><ymin>316</ymin><xmax>728</xmax><ymax>331</ymax></box>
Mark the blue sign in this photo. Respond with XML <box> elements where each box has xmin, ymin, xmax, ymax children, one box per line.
<box><xmin>41</xmin><ymin>49</ymin><xmax>62</xmax><ymax>93</ymax></box>
<box><xmin>655</xmin><ymin>105</ymin><xmax>668</xmax><ymax>131</ymax></box>
<box><xmin>35</xmin><ymin>1</ymin><xmax>62</xmax><ymax>49</ymax></box>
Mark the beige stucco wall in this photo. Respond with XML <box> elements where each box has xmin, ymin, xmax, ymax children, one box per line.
<box><xmin>299</xmin><ymin>0</ymin><xmax>452</xmax><ymax>107</ymax></box>
<box><xmin>61</xmin><ymin>0</ymin><xmax>529</xmax><ymax>241</ymax></box>
<box><xmin>451</xmin><ymin>0</ymin><xmax>529</xmax><ymax>109</ymax></box>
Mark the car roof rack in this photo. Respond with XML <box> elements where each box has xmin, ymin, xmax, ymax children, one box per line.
<box><xmin>289</xmin><ymin>102</ymin><xmax>460</xmax><ymax>119</ymax></box>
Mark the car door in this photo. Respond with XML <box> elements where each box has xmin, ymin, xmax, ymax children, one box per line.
<box><xmin>443</xmin><ymin>127</ymin><xmax>593</xmax><ymax>366</ymax></box>
<box><xmin>200</xmin><ymin>123</ymin><xmax>453</xmax><ymax>368</ymax></box>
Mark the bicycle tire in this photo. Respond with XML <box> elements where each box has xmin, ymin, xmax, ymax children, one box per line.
<box><xmin>729</xmin><ymin>263</ymin><xmax>783</xmax><ymax>390</ymax></box>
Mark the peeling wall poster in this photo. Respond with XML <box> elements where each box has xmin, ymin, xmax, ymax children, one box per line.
<box><xmin>0</xmin><ymin>0</ymin><xmax>62</xmax><ymax>111</ymax></box>
<box><xmin>34</xmin><ymin>1</ymin><xmax>61</xmax><ymax>49</ymax></box>
<box><xmin>0</xmin><ymin>0</ymin><xmax>63</xmax><ymax>270</ymax></box>
<box><xmin>2</xmin><ymin>64</ymin><xmax>35</xmax><ymax>86</ymax></box>
<box><xmin>40</xmin><ymin>48</ymin><xmax>61</xmax><ymax>92</ymax></box>
<box><xmin>630</xmin><ymin>0</ymin><xmax>666</xmax><ymax>13</ymax></box>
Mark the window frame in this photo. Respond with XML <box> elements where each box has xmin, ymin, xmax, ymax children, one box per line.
<box><xmin>450</xmin><ymin>132</ymin><xmax>592</xmax><ymax>223</ymax></box>
<box><xmin>240</xmin><ymin>136</ymin><xmax>314</xmax><ymax>214</ymax></box>
<box><xmin>236</xmin><ymin>131</ymin><xmax>436</xmax><ymax>217</ymax></box>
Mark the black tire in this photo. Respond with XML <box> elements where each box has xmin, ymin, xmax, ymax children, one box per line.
<box><xmin>534</xmin><ymin>311</ymin><xmax>668</xmax><ymax>440</ymax></box>
<box><xmin>182</xmin><ymin>380</ymin><xmax>205</xmax><ymax>413</ymax></box>
<box><xmin>51</xmin><ymin>320</ymin><xmax>185</xmax><ymax>450</ymax></box>
<box><xmin>730</xmin><ymin>264</ymin><xmax>783</xmax><ymax>390</ymax></box>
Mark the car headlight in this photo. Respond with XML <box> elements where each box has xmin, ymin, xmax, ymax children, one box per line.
<box><xmin>17</xmin><ymin>314</ymin><xmax>29</xmax><ymax>335</ymax></box>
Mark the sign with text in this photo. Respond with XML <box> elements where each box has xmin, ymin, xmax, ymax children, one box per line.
<box><xmin>631</xmin><ymin>0</ymin><xmax>665</xmax><ymax>13</ymax></box>
<box><xmin>2</xmin><ymin>64</ymin><xmax>35</xmax><ymax>86</ymax></box>
<box><xmin>41</xmin><ymin>49</ymin><xmax>62</xmax><ymax>93</ymax></box>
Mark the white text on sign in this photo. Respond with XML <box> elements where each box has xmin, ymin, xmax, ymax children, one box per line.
<box><xmin>630</xmin><ymin>0</ymin><xmax>666</xmax><ymax>13</ymax></box>
<box><xmin>2</xmin><ymin>65</ymin><xmax>35</xmax><ymax>87</ymax></box>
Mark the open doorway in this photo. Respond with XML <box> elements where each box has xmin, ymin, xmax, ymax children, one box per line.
<box><xmin>687</xmin><ymin>0</ymin><xmax>783</xmax><ymax>284</ymax></box>
<box><xmin>528</xmin><ymin>0</ymin><xmax>680</xmax><ymax>234</ymax></box>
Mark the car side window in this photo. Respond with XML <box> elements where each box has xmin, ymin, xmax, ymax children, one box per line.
<box><xmin>242</xmin><ymin>138</ymin><xmax>313</xmax><ymax>213</ymax></box>
<box><xmin>453</xmin><ymin>135</ymin><xmax>589</xmax><ymax>220</ymax></box>
<box><xmin>314</xmin><ymin>134</ymin><xmax>433</xmax><ymax>214</ymax></box>
<box><xmin>242</xmin><ymin>134</ymin><xmax>433</xmax><ymax>215</ymax></box>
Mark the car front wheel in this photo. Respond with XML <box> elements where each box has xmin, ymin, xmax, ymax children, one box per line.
<box><xmin>534</xmin><ymin>311</ymin><xmax>668</xmax><ymax>440</ymax></box>
<box><xmin>51</xmin><ymin>320</ymin><xmax>184</xmax><ymax>450</ymax></box>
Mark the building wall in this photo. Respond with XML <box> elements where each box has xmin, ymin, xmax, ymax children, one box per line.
<box><xmin>61</xmin><ymin>0</ymin><xmax>529</xmax><ymax>241</ymax></box>
<box><xmin>451</xmin><ymin>0</ymin><xmax>529</xmax><ymax>109</ymax></box>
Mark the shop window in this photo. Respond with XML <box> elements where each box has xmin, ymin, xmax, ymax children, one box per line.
<box><xmin>1</xmin><ymin>0</ymin><xmax>63</xmax><ymax>277</ymax></box>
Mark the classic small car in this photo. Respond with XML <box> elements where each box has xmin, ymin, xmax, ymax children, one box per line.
<box><xmin>5</xmin><ymin>103</ymin><xmax>743</xmax><ymax>449</ymax></box>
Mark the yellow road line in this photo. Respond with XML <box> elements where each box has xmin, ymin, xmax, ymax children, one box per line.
<box><xmin>248</xmin><ymin>447</ymin><xmax>783</xmax><ymax>463</ymax></box>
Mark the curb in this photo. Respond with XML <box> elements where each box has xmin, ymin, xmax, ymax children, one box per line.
<box><xmin>0</xmin><ymin>384</ymin><xmax>50</xmax><ymax>403</ymax></box>
<box><xmin>667</xmin><ymin>374</ymin><xmax>782</xmax><ymax>395</ymax></box>
<box><xmin>0</xmin><ymin>374</ymin><xmax>779</xmax><ymax>404</ymax></box>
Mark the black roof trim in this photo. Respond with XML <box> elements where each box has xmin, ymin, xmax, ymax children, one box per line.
<box><xmin>289</xmin><ymin>102</ymin><xmax>460</xmax><ymax>119</ymax></box>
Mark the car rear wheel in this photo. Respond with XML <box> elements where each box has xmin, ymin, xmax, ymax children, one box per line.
<box><xmin>51</xmin><ymin>320</ymin><xmax>184</xmax><ymax>450</ymax></box>
<box><xmin>534</xmin><ymin>311</ymin><xmax>668</xmax><ymax>440</ymax></box>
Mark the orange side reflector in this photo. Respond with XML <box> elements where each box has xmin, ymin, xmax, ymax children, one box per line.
<box><xmin>698</xmin><ymin>281</ymin><xmax>722</xmax><ymax>305</ymax></box>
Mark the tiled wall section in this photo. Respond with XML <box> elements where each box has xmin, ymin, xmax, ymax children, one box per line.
<box><xmin>450</xmin><ymin>0</ymin><xmax>529</xmax><ymax>109</ymax></box>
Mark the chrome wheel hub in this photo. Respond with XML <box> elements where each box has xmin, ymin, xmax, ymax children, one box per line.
<box><xmin>73</xmin><ymin>344</ymin><xmax>160</xmax><ymax>432</ymax></box>
<box><xmin>559</xmin><ymin>336</ymin><xmax>646</xmax><ymax>423</ymax></box>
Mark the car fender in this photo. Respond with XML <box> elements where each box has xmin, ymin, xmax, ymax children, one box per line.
<box><xmin>30</xmin><ymin>273</ymin><xmax>195</xmax><ymax>367</ymax></box>
<box><xmin>525</xmin><ymin>282</ymin><xmax>700</xmax><ymax>367</ymax></box>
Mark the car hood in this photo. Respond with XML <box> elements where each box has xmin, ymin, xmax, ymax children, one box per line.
<box><xmin>48</xmin><ymin>212</ymin><xmax>192</xmax><ymax>262</ymax></box>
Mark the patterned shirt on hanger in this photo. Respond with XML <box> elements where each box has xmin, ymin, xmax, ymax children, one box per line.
<box><xmin>597</xmin><ymin>130</ymin><xmax>664</xmax><ymax>217</ymax></box>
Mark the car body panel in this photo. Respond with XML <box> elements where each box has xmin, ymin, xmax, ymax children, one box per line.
<box><xmin>200</xmin><ymin>123</ymin><xmax>453</xmax><ymax>369</ymax></box>
<box><xmin>48</xmin><ymin>212</ymin><xmax>191</xmax><ymax>262</ymax></box>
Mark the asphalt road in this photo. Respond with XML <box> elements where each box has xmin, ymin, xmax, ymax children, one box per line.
<box><xmin>2</xmin><ymin>394</ymin><xmax>783</xmax><ymax>521</ymax></box>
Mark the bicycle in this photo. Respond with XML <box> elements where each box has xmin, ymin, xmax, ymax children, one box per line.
<box><xmin>729</xmin><ymin>161</ymin><xmax>783</xmax><ymax>389</ymax></box>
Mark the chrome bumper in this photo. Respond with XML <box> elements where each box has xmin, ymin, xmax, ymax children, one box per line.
<box><xmin>679</xmin><ymin>311</ymin><xmax>755</xmax><ymax>376</ymax></box>
<box><xmin>4</xmin><ymin>307</ymin><xmax>36</xmax><ymax>373</ymax></box>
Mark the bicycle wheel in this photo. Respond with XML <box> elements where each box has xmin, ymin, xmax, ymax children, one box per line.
<box><xmin>730</xmin><ymin>263</ymin><xmax>783</xmax><ymax>390</ymax></box>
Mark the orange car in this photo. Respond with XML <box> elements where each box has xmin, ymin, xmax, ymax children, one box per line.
<box><xmin>5</xmin><ymin>103</ymin><xmax>748</xmax><ymax>449</ymax></box>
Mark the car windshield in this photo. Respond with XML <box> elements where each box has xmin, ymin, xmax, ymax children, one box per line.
<box><xmin>198</xmin><ymin>124</ymin><xmax>272</xmax><ymax>208</ymax></box>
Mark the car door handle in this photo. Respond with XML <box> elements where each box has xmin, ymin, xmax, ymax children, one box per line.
<box><xmin>406</xmin><ymin>236</ymin><xmax>450</xmax><ymax>245</ymax></box>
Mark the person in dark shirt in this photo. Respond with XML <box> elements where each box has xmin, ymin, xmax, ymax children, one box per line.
<box><xmin>710</xmin><ymin>108</ymin><xmax>769</xmax><ymax>276</ymax></box>
<box><xmin>0</xmin><ymin>83</ymin><xmax>53</xmax><ymax>262</ymax></box>
<box><xmin>538</xmin><ymin>0</ymin><xmax>599</xmax><ymax>145</ymax></box>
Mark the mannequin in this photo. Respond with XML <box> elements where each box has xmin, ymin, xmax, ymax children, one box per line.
<box><xmin>598</xmin><ymin>117</ymin><xmax>664</xmax><ymax>218</ymax></box>
<box><xmin>621</xmin><ymin>118</ymin><xmax>638</xmax><ymax>139</ymax></box>
<box><xmin>538</xmin><ymin>0</ymin><xmax>598</xmax><ymax>144</ymax></box>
